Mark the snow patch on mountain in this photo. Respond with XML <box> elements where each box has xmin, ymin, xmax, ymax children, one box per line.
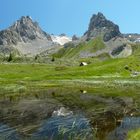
<box><xmin>51</xmin><ymin>35</ymin><xmax>72</xmax><ymax>45</ymax></box>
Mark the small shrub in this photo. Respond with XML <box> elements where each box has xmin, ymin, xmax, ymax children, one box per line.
<box><xmin>7</xmin><ymin>53</ymin><xmax>13</xmax><ymax>62</ymax></box>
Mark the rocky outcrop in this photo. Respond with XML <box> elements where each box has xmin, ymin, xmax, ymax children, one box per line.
<box><xmin>72</xmin><ymin>35</ymin><xmax>79</xmax><ymax>41</ymax></box>
<box><xmin>84</xmin><ymin>12</ymin><xmax>122</xmax><ymax>41</ymax></box>
<box><xmin>110</xmin><ymin>43</ymin><xmax>132</xmax><ymax>58</ymax></box>
<box><xmin>0</xmin><ymin>16</ymin><xmax>51</xmax><ymax>46</ymax></box>
<box><xmin>0</xmin><ymin>16</ymin><xmax>60</xmax><ymax>56</ymax></box>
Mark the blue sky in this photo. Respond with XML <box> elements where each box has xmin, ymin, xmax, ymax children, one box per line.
<box><xmin>0</xmin><ymin>0</ymin><xmax>140</xmax><ymax>36</ymax></box>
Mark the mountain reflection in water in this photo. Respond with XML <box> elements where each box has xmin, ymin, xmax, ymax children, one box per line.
<box><xmin>0</xmin><ymin>88</ymin><xmax>140</xmax><ymax>140</ymax></box>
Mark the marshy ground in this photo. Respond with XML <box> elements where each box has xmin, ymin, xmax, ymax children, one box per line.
<box><xmin>0</xmin><ymin>60</ymin><xmax>140</xmax><ymax>140</ymax></box>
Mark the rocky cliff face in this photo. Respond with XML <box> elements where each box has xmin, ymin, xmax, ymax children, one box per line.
<box><xmin>0</xmin><ymin>16</ymin><xmax>52</xmax><ymax>46</ymax></box>
<box><xmin>0</xmin><ymin>16</ymin><xmax>60</xmax><ymax>56</ymax></box>
<box><xmin>84</xmin><ymin>12</ymin><xmax>122</xmax><ymax>41</ymax></box>
<box><xmin>65</xmin><ymin>12</ymin><xmax>132</xmax><ymax>59</ymax></box>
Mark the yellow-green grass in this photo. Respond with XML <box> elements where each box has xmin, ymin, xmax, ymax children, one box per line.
<box><xmin>127</xmin><ymin>129</ymin><xmax>140</xmax><ymax>140</ymax></box>
<box><xmin>0</xmin><ymin>42</ymin><xmax>140</xmax><ymax>96</ymax></box>
<box><xmin>0</xmin><ymin>55</ymin><xmax>139</xmax><ymax>82</ymax></box>
<box><xmin>54</xmin><ymin>37</ymin><xmax>106</xmax><ymax>58</ymax></box>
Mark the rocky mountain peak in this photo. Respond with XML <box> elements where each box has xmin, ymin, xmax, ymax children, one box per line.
<box><xmin>88</xmin><ymin>12</ymin><xmax>107</xmax><ymax>29</ymax></box>
<box><xmin>19</xmin><ymin>16</ymin><xmax>32</xmax><ymax>24</ymax></box>
<box><xmin>11</xmin><ymin>16</ymin><xmax>52</xmax><ymax>42</ymax></box>
<box><xmin>84</xmin><ymin>12</ymin><xmax>122</xmax><ymax>41</ymax></box>
<box><xmin>0</xmin><ymin>16</ymin><xmax>51</xmax><ymax>46</ymax></box>
<box><xmin>11</xmin><ymin>16</ymin><xmax>39</xmax><ymax>30</ymax></box>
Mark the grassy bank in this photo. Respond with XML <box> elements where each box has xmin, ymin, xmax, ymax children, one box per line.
<box><xmin>0</xmin><ymin>50</ymin><xmax>139</xmax><ymax>97</ymax></box>
<box><xmin>127</xmin><ymin>129</ymin><xmax>140</xmax><ymax>140</ymax></box>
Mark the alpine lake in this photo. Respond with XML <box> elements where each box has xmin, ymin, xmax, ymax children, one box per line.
<box><xmin>0</xmin><ymin>80</ymin><xmax>140</xmax><ymax>140</ymax></box>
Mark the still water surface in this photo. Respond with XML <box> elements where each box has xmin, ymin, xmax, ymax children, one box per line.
<box><xmin>0</xmin><ymin>88</ymin><xmax>140</xmax><ymax>140</ymax></box>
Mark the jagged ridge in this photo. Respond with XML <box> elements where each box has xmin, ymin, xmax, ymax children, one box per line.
<box><xmin>84</xmin><ymin>12</ymin><xmax>122</xmax><ymax>41</ymax></box>
<box><xmin>0</xmin><ymin>16</ymin><xmax>51</xmax><ymax>46</ymax></box>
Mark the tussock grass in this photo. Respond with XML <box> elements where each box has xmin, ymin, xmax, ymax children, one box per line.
<box><xmin>127</xmin><ymin>129</ymin><xmax>140</xmax><ymax>140</ymax></box>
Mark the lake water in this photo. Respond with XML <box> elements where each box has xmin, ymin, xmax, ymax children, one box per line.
<box><xmin>0</xmin><ymin>87</ymin><xmax>140</xmax><ymax>140</ymax></box>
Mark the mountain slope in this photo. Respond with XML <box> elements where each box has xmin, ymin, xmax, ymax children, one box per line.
<box><xmin>0</xmin><ymin>16</ymin><xmax>52</xmax><ymax>46</ymax></box>
<box><xmin>54</xmin><ymin>12</ymin><xmax>132</xmax><ymax>59</ymax></box>
<box><xmin>54</xmin><ymin>37</ymin><xmax>106</xmax><ymax>58</ymax></box>
<box><xmin>0</xmin><ymin>16</ymin><xmax>60</xmax><ymax>56</ymax></box>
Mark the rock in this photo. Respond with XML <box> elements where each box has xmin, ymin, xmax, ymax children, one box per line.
<box><xmin>84</xmin><ymin>12</ymin><xmax>122</xmax><ymax>41</ymax></box>
<box><xmin>52</xmin><ymin>107</ymin><xmax>73</xmax><ymax>117</ymax></box>
<box><xmin>0</xmin><ymin>16</ymin><xmax>59</xmax><ymax>56</ymax></box>
<box><xmin>12</xmin><ymin>16</ymin><xmax>51</xmax><ymax>43</ymax></box>
<box><xmin>110</xmin><ymin>44</ymin><xmax>132</xmax><ymax>58</ymax></box>
<box><xmin>111</xmin><ymin>44</ymin><xmax>126</xmax><ymax>56</ymax></box>
<box><xmin>72</xmin><ymin>35</ymin><xmax>79</xmax><ymax>41</ymax></box>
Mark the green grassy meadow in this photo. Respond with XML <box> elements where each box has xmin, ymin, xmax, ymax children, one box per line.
<box><xmin>0</xmin><ymin>41</ymin><xmax>139</xmax><ymax>101</ymax></box>
<box><xmin>53</xmin><ymin>37</ymin><xmax>106</xmax><ymax>58</ymax></box>
<box><xmin>0</xmin><ymin>52</ymin><xmax>140</xmax><ymax>97</ymax></box>
<box><xmin>0</xmin><ymin>54</ymin><xmax>139</xmax><ymax>81</ymax></box>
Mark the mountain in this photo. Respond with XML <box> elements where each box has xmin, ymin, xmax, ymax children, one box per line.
<box><xmin>83</xmin><ymin>12</ymin><xmax>122</xmax><ymax>42</ymax></box>
<box><xmin>0</xmin><ymin>16</ymin><xmax>60</xmax><ymax>56</ymax></box>
<box><xmin>51</xmin><ymin>34</ymin><xmax>72</xmax><ymax>45</ymax></box>
<box><xmin>0</xmin><ymin>13</ymin><xmax>136</xmax><ymax>60</ymax></box>
<box><xmin>54</xmin><ymin>37</ymin><xmax>107</xmax><ymax>58</ymax></box>
<box><xmin>0</xmin><ymin>16</ymin><xmax>52</xmax><ymax>45</ymax></box>
<box><xmin>54</xmin><ymin>12</ymin><xmax>132</xmax><ymax>59</ymax></box>
<box><xmin>123</xmin><ymin>33</ymin><xmax>140</xmax><ymax>42</ymax></box>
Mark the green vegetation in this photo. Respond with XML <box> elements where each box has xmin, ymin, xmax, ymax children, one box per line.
<box><xmin>0</xmin><ymin>42</ymin><xmax>140</xmax><ymax>140</ymax></box>
<box><xmin>0</xmin><ymin>40</ymin><xmax>139</xmax><ymax>98</ymax></box>
<box><xmin>0</xmin><ymin>45</ymin><xmax>139</xmax><ymax>83</ymax></box>
<box><xmin>0</xmin><ymin>55</ymin><xmax>139</xmax><ymax>99</ymax></box>
<box><xmin>54</xmin><ymin>37</ymin><xmax>106</xmax><ymax>58</ymax></box>
<box><xmin>127</xmin><ymin>129</ymin><xmax>140</xmax><ymax>140</ymax></box>
<box><xmin>7</xmin><ymin>53</ymin><xmax>13</xmax><ymax>62</ymax></box>
<box><xmin>0</xmin><ymin>57</ymin><xmax>138</xmax><ymax>81</ymax></box>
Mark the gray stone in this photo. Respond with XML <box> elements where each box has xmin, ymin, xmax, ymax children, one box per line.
<box><xmin>84</xmin><ymin>12</ymin><xmax>122</xmax><ymax>41</ymax></box>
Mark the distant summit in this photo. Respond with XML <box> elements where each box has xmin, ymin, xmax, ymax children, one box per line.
<box><xmin>0</xmin><ymin>13</ymin><xmax>134</xmax><ymax>58</ymax></box>
<box><xmin>84</xmin><ymin>12</ymin><xmax>122</xmax><ymax>41</ymax></box>
<box><xmin>0</xmin><ymin>16</ymin><xmax>51</xmax><ymax>46</ymax></box>
<box><xmin>57</xmin><ymin>12</ymin><xmax>131</xmax><ymax>59</ymax></box>
<box><xmin>0</xmin><ymin>16</ymin><xmax>61</xmax><ymax>56</ymax></box>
